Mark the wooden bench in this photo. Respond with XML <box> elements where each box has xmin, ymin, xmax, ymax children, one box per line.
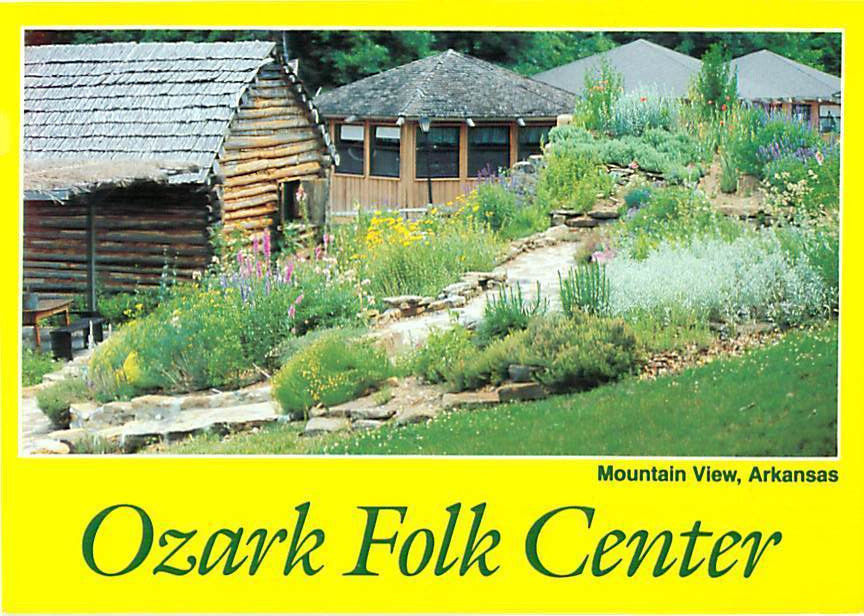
<box><xmin>50</xmin><ymin>317</ymin><xmax>105</xmax><ymax>361</ymax></box>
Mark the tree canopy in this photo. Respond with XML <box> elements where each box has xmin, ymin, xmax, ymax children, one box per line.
<box><xmin>25</xmin><ymin>29</ymin><xmax>841</xmax><ymax>92</ymax></box>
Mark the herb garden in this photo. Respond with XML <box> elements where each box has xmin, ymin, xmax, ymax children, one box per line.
<box><xmin>26</xmin><ymin>45</ymin><xmax>840</xmax><ymax>457</ymax></box>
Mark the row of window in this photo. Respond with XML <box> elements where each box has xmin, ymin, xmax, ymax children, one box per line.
<box><xmin>753</xmin><ymin>102</ymin><xmax>841</xmax><ymax>134</ymax></box>
<box><xmin>334</xmin><ymin>124</ymin><xmax>551</xmax><ymax>178</ymax></box>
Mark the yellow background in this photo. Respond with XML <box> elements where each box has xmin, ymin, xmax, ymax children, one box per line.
<box><xmin>1</xmin><ymin>1</ymin><xmax>862</xmax><ymax>612</ymax></box>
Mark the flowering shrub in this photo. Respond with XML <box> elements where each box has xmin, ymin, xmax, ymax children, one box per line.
<box><xmin>332</xmin><ymin>207</ymin><xmax>501</xmax><ymax>298</ymax></box>
<box><xmin>690</xmin><ymin>43</ymin><xmax>738</xmax><ymax>122</ymax></box>
<box><xmin>608</xmin><ymin>87</ymin><xmax>678</xmax><ymax>136</ymax></box>
<box><xmin>619</xmin><ymin>186</ymin><xmax>741</xmax><ymax>259</ymax></box>
<box><xmin>573</xmin><ymin>59</ymin><xmax>624</xmax><ymax>131</ymax></box>
<box><xmin>762</xmin><ymin>147</ymin><xmax>840</xmax><ymax>218</ymax></box>
<box><xmin>89</xmin><ymin>231</ymin><xmax>363</xmax><ymax>400</ymax></box>
<box><xmin>535</xmin><ymin>148</ymin><xmax>613</xmax><ymax>213</ymax></box>
<box><xmin>271</xmin><ymin>329</ymin><xmax>392</xmax><ymax>419</ymax></box>
<box><xmin>729</xmin><ymin>108</ymin><xmax>825</xmax><ymax>178</ymax></box>
<box><xmin>605</xmin><ymin>230</ymin><xmax>833</xmax><ymax>326</ymax></box>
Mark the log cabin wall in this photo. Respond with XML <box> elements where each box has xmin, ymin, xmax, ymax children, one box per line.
<box><xmin>219</xmin><ymin>61</ymin><xmax>328</xmax><ymax>235</ymax></box>
<box><xmin>23</xmin><ymin>186</ymin><xmax>213</xmax><ymax>294</ymax></box>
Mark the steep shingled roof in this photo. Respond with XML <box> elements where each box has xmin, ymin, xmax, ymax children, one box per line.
<box><xmin>24</xmin><ymin>40</ymin><xmax>334</xmax><ymax>194</ymax></box>
<box><xmin>533</xmin><ymin>39</ymin><xmax>702</xmax><ymax>97</ymax></box>
<box><xmin>315</xmin><ymin>49</ymin><xmax>575</xmax><ymax>120</ymax></box>
<box><xmin>732</xmin><ymin>49</ymin><xmax>842</xmax><ymax>101</ymax></box>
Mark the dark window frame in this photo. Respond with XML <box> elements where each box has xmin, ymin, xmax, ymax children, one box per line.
<box><xmin>334</xmin><ymin>123</ymin><xmax>365</xmax><ymax>176</ymax></box>
<box><xmin>468</xmin><ymin>125</ymin><xmax>510</xmax><ymax>177</ymax></box>
<box><xmin>416</xmin><ymin>125</ymin><xmax>460</xmax><ymax>179</ymax></box>
<box><xmin>518</xmin><ymin>124</ymin><xmax>553</xmax><ymax>162</ymax></box>
<box><xmin>370</xmin><ymin>125</ymin><xmax>401</xmax><ymax>178</ymax></box>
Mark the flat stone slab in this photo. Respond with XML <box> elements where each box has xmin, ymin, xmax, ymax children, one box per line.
<box><xmin>394</xmin><ymin>406</ymin><xmax>440</xmax><ymax>426</ymax></box>
<box><xmin>119</xmin><ymin>401</ymin><xmax>279</xmax><ymax>445</ymax></box>
<box><xmin>27</xmin><ymin>438</ymin><xmax>70</xmax><ymax>455</ymax></box>
<box><xmin>442</xmin><ymin>391</ymin><xmax>500</xmax><ymax>409</ymax></box>
<box><xmin>352</xmin><ymin>419</ymin><xmax>387</xmax><ymax>431</ymax></box>
<box><xmin>496</xmin><ymin>382</ymin><xmax>549</xmax><ymax>402</ymax></box>
<box><xmin>302</xmin><ymin>416</ymin><xmax>351</xmax><ymax>436</ymax></box>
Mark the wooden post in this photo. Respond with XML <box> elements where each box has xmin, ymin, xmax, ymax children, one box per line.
<box><xmin>86</xmin><ymin>198</ymin><xmax>97</xmax><ymax>313</ymax></box>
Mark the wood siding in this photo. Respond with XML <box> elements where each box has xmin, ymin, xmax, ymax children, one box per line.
<box><xmin>23</xmin><ymin>187</ymin><xmax>213</xmax><ymax>294</ymax></box>
<box><xmin>219</xmin><ymin>61</ymin><xmax>329</xmax><ymax>234</ymax></box>
<box><xmin>329</xmin><ymin>119</ymin><xmax>551</xmax><ymax>212</ymax></box>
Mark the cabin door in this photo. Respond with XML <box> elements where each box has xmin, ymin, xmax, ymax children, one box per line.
<box><xmin>278</xmin><ymin>180</ymin><xmax>301</xmax><ymax>224</ymax></box>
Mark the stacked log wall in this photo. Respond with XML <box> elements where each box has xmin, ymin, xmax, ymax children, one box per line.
<box><xmin>23</xmin><ymin>187</ymin><xmax>213</xmax><ymax>294</ymax></box>
<box><xmin>219</xmin><ymin>61</ymin><xmax>329</xmax><ymax>234</ymax></box>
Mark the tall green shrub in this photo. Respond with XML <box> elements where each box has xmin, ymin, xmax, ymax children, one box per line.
<box><xmin>691</xmin><ymin>43</ymin><xmax>737</xmax><ymax>120</ymax></box>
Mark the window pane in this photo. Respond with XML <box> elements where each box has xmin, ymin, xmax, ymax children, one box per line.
<box><xmin>416</xmin><ymin>127</ymin><xmax>459</xmax><ymax>178</ymax></box>
<box><xmin>468</xmin><ymin>126</ymin><xmax>510</xmax><ymax>177</ymax></box>
<box><xmin>518</xmin><ymin>125</ymin><xmax>552</xmax><ymax>161</ymax></box>
<box><xmin>819</xmin><ymin>104</ymin><xmax>841</xmax><ymax>133</ymax></box>
<box><xmin>335</xmin><ymin>123</ymin><xmax>364</xmax><ymax>175</ymax></box>
<box><xmin>792</xmin><ymin>104</ymin><xmax>811</xmax><ymax>125</ymax></box>
<box><xmin>371</xmin><ymin>126</ymin><xmax>400</xmax><ymax>177</ymax></box>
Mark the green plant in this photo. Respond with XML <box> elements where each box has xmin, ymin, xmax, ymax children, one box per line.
<box><xmin>271</xmin><ymin>330</ymin><xmax>393</xmax><ymax>419</ymax></box>
<box><xmin>446</xmin><ymin>313</ymin><xmax>639</xmax><ymax>393</ymax></box>
<box><xmin>477</xmin><ymin>282</ymin><xmax>547</xmax><ymax>344</ymax></box>
<box><xmin>609</xmin><ymin>86</ymin><xmax>678</xmax><ymax>136</ymax></box>
<box><xmin>535</xmin><ymin>148</ymin><xmax>611</xmax><ymax>213</ymax></box>
<box><xmin>97</xmin><ymin>288</ymin><xmax>162</xmax><ymax>324</ymax></box>
<box><xmin>559</xmin><ymin>263</ymin><xmax>610</xmax><ymax>317</ymax></box>
<box><xmin>36</xmin><ymin>377</ymin><xmax>89</xmax><ymax>429</ymax></box>
<box><xmin>691</xmin><ymin>43</ymin><xmax>737</xmax><ymax>121</ymax></box>
<box><xmin>573</xmin><ymin>58</ymin><xmax>624</xmax><ymax>132</ymax></box>
<box><xmin>623</xmin><ymin>185</ymin><xmax>653</xmax><ymax>210</ymax></box>
<box><xmin>620</xmin><ymin>186</ymin><xmax>741</xmax><ymax>259</ymax></box>
<box><xmin>372</xmin><ymin>387</ymin><xmax>394</xmax><ymax>406</ymax></box>
<box><xmin>719</xmin><ymin>150</ymin><xmax>738</xmax><ymax>193</ymax></box>
<box><xmin>409</xmin><ymin>325</ymin><xmax>476</xmax><ymax>384</ymax></box>
<box><xmin>21</xmin><ymin>348</ymin><xmax>59</xmax><ymax>387</ymax></box>
<box><xmin>473</xmin><ymin>180</ymin><xmax>518</xmax><ymax>232</ymax></box>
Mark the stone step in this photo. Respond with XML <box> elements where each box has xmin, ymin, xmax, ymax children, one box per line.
<box><xmin>108</xmin><ymin>401</ymin><xmax>279</xmax><ymax>451</ymax></box>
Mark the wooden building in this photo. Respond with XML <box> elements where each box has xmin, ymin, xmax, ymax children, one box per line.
<box><xmin>23</xmin><ymin>41</ymin><xmax>336</xmax><ymax>297</ymax></box>
<box><xmin>731</xmin><ymin>50</ymin><xmax>842</xmax><ymax>134</ymax></box>
<box><xmin>315</xmin><ymin>49</ymin><xmax>575</xmax><ymax>211</ymax></box>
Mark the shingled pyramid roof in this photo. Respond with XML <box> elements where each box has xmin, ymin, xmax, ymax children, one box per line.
<box><xmin>315</xmin><ymin>49</ymin><xmax>575</xmax><ymax>120</ymax></box>
<box><xmin>533</xmin><ymin>39</ymin><xmax>702</xmax><ymax>97</ymax></box>
<box><xmin>24</xmin><ymin>40</ymin><xmax>332</xmax><ymax>194</ymax></box>
<box><xmin>732</xmin><ymin>49</ymin><xmax>841</xmax><ymax>101</ymax></box>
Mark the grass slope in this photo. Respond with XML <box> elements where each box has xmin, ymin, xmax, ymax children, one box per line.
<box><xmin>161</xmin><ymin>323</ymin><xmax>838</xmax><ymax>457</ymax></box>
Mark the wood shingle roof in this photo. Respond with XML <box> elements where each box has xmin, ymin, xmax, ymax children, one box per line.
<box><xmin>315</xmin><ymin>49</ymin><xmax>575</xmax><ymax>120</ymax></box>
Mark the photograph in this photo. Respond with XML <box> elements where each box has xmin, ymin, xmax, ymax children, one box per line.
<box><xmin>20</xmin><ymin>29</ymin><xmax>841</xmax><ymax>457</ymax></box>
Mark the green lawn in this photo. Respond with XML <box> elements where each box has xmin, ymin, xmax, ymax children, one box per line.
<box><xmin>160</xmin><ymin>323</ymin><xmax>838</xmax><ymax>457</ymax></box>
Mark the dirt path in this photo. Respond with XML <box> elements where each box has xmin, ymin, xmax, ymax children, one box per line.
<box><xmin>378</xmin><ymin>239</ymin><xmax>582</xmax><ymax>347</ymax></box>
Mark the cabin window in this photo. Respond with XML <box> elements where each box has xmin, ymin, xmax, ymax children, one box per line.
<box><xmin>370</xmin><ymin>126</ymin><xmax>401</xmax><ymax>177</ymax></box>
<box><xmin>792</xmin><ymin>104</ymin><xmax>812</xmax><ymax>126</ymax></box>
<box><xmin>468</xmin><ymin>125</ymin><xmax>510</xmax><ymax>177</ymax></box>
<box><xmin>819</xmin><ymin>104</ymin><xmax>841</xmax><ymax>133</ymax></box>
<box><xmin>335</xmin><ymin>124</ymin><xmax>365</xmax><ymax>175</ymax></box>
<box><xmin>416</xmin><ymin>126</ymin><xmax>460</xmax><ymax>178</ymax></box>
<box><xmin>518</xmin><ymin>125</ymin><xmax>552</xmax><ymax>161</ymax></box>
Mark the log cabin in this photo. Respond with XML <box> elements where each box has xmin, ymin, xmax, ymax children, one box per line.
<box><xmin>23</xmin><ymin>40</ymin><xmax>336</xmax><ymax>300</ymax></box>
<box><xmin>315</xmin><ymin>49</ymin><xmax>575</xmax><ymax>211</ymax></box>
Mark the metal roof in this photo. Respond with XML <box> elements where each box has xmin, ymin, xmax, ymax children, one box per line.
<box><xmin>731</xmin><ymin>49</ymin><xmax>842</xmax><ymax>101</ymax></box>
<box><xmin>533</xmin><ymin>39</ymin><xmax>702</xmax><ymax>97</ymax></box>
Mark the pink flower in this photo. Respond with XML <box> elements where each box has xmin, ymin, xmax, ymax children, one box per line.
<box><xmin>288</xmin><ymin>305</ymin><xmax>296</xmax><ymax>319</ymax></box>
<box><xmin>262</xmin><ymin>232</ymin><xmax>271</xmax><ymax>259</ymax></box>
<box><xmin>252</xmin><ymin>234</ymin><xmax>259</xmax><ymax>255</ymax></box>
<box><xmin>628</xmin><ymin>160</ymin><xmax>640</xmax><ymax>170</ymax></box>
<box><xmin>294</xmin><ymin>293</ymin><xmax>304</xmax><ymax>305</ymax></box>
<box><xmin>283</xmin><ymin>261</ymin><xmax>295</xmax><ymax>284</ymax></box>
<box><xmin>815</xmin><ymin>151</ymin><xmax>825</xmax><ymax>166</ymax></box>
